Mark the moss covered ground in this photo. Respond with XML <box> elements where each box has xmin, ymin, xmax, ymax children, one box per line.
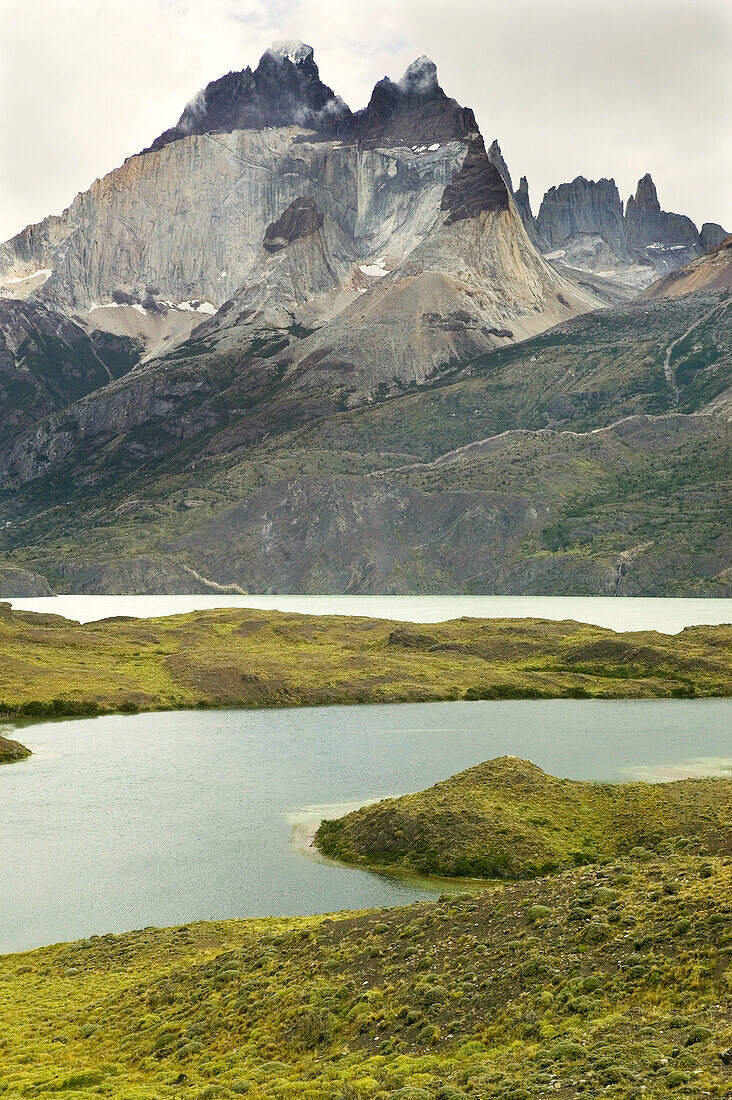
<box><xmin>0</xmin><ymin>603</ymin><xmax>730</xmax><ymax>717</ymax></box>
<box><xmin>316</xmin><ymin>756</ymin><xmax>732</xmax><ymax>878</ymax></box>
<box><xmin>1</xmin><ymin>856</ymin><xmax>730</xmax><ymax>1099</ymax></box>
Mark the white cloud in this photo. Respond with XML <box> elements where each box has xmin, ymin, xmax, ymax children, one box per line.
<box><xmin>0</xmin><ymin>0</ymin><xmax>729</xmax><ymax>242</ymax></box>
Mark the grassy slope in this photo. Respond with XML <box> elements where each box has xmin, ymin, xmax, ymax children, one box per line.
<box><xmin>1</xmin><ymin>604</ymin><xmax>731</xmax><ymax>716</ymax></box>
<box><xmin>1</xmin><ymin>856</ymin><xmax>730</xmax><ymax>1098</ymax></box>
<box><xmin>1</xmin><ymin>292</ymin><xmax>730</xmax><ymax>595</ymax></box>
<box><xmin>316</xmin><ymin>756</ymin><xmax>732</xmax><ymax>878</ymax></box>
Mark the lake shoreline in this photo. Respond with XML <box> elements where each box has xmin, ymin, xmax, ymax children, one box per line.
<box><xmin>3</xmin><ymin>698</ymin><xmax>730</xmax><ymax>955</ymax></box>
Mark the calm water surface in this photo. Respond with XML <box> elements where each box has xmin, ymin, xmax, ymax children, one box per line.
<box><xmin>2</xmin><ymin>698</ymin><xmax>730</xmax><ymax>954</ymax></box>
<box><xmin>7</xmin><ymin>594</ymin><xmax>732</xmax><ymax>633</ymax></box>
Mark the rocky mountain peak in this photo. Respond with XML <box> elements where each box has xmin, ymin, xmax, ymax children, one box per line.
<box><xmin>700</xmin><ymin>222</ymin><xmax>729</xmax><ymax>252</ymax></box>
<box><xmin>624</xmin><ymin>173</ymin><xmax>700</xmax><ymax>254</ymax></box>
<box><xmin>629</xmin><ymin>172</ymin><xmax>660</xmax><ymax>213</ymax></box>
<box><xmin>398</xmin><ymin>55</ymin><xmax>440</xmax><ymax>93</ymax></box>
<box><xmin>352</xmin><ymin>56</ymin><xmax>478</xmax><ymax>146</ymax></box>
<box><xmin>148</xmin><ymin>42</ymin><xmax>350</xmax><ymax>151</ymax></box>
<box><xmin>265</xmin><ymin>39</ymin><xmax>314</xmax><ymax>65</ymax></box>
<box><xmin>536</xmin><ymin>176</ymin><xmax>627</xmax><ymax>257</ymax></box>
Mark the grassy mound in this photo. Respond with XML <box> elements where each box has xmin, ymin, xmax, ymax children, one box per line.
<box><xmin>0</xmin><ymin>732</ymin><xmax>30</xmax><ymax>764</ymax></box>
<box><xmin>1</xmin><ymin>857</ymin><xmax>730</xmax><ymax>1098</ymax></box>
<box><xmin>316</xmin><ymin>757</ymin><xmax>732</xmax><ymax>878</ymax></box>
<box><xmin>0</xmin><ymin>602</ymin><xmax>730</xmax><ymax>717</ymax></box>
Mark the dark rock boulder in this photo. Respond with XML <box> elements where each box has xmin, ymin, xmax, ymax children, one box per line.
<box><xmin>0</xmin><ymin>734</ymin><xmax>31</xmax><ymax>764</ymax></box>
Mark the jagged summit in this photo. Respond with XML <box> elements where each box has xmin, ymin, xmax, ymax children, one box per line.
<box><xmin>266</xmin><ymin>39</ymin><xmax>314</xmax><ymax>64</ymax></box>
<box><xmin>352</xmin><ymin>56</ymin><xmax>478</xmax><ymax>145</ymax></box>
<box><xmin>148</xmin><ymin>42</ymin><xmax>351</xmax><ymax>151</ymax></box>
<box><xmin>145</xmin><ymin>46</ymin><xmax>482</xmax><ymax>152</ymax></box>
<box><xmin>629</xmin><ymin>171</ymin><xmax>659</xmax><ymax>211</ymax></box>
<box><xmin>398</xmin><ymin>55</ymin><xmax>440</xmax><ymax>92</ymax></box>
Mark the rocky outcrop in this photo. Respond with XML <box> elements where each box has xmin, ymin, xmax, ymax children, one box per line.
<box><xmin>0</xmin><ymin>734</ymin><xmax>31</xmax><ymax>765</ymax></box>
<box><xmin>0</xmin><ymin>563</ymin><xmax>53</xmax><ymax>596</ymax></box>
<box><xmin>700</xmin><ymin>222</ymin><xmax>729</xmax><ymax>252</ymax></box>
<box><xmin>644</xmin><ymin>235</ymin><xmax>732</xmax><ymax>298</ymax></box>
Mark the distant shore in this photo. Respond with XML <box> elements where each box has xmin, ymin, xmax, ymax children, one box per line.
<box><xmin>1</xmin><ymin>601</ymin><xmax>730</xmax><ymax>722</ymax></box>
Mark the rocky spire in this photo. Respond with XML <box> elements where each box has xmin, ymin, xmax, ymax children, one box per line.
<box><xmin>148</xmin><ymin>41</ymin><xmax>351</xmax><ymax>151</ymax></box>
<box><xmin>487</xmin><ymin>140</ymin><xmax>514</xmax><ymax>193</ymax></box>
<box><xmin>624</xmin><ymin>173</ymin><xmax>700</xmax><ymax>252</ymax></box>
<box><xmin>512</xmin><ymin>177</ymin><xmax>546</xmax><ymax>250</ymax></box>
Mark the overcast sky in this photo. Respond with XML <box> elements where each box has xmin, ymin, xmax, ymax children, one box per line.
<box><xmin>1</xmin><ymin>0</ymin><xmax>730</xmax><ymax>242</ymax></box>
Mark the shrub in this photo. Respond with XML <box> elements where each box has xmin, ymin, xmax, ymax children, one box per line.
<box><xmin>526</xmin><ymin>905</ymin><xmax>552</xmax><ymax>924</ymax></box>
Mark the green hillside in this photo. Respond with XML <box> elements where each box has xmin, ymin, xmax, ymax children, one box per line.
<box><xmin>1</xmin><ymin>292</ymin><xmax>730</xmax><ymax>595</ymax></box>
<box><xmin>1</xmin><ymin>856</ymin><xmax>730</xmax><ymax>1098</ymax></box>
<box><xmin>0</xmin><ymin>603</ymin><xmax>730</xmax><ymax>717</ymax></box>
<box><xmin>316</xmin><ymin>756</ymin><xmax>732</xmax><ymax>878</ymax></box>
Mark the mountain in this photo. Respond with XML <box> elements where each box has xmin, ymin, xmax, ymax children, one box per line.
<box><xmin>0</xmin><ymin>42</ymin><xmax>729</xmax><ymax>597</ymax></box>
<box><xmin>535</xmin><ymin>172</ymin><xmax>728</xmax><ymax>288</ymax></box>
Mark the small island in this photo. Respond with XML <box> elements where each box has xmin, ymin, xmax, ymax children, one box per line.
<box><xmin>316</xmin><ymin>755</ymin><xmax>732</xmax><ymax>878</ymax></box>
<box><xmin>0</xmin><ymin>733</ymin><xmax>31</xmax><ymax>764</ymax></box>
